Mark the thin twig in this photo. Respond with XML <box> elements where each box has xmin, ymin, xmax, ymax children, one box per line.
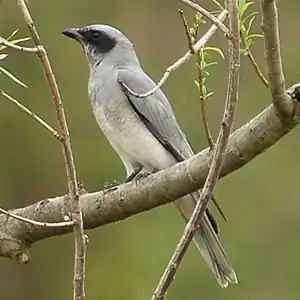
<box><xmin>179</xmin><ymin>11</ymin><xmax>226</xmax><ymax>220</ymax></box>
<box><xmin>0</xmin><ymin>37</ymin><xmax>38</xmax><ymax>53</ymax></box>
<box><xmin>240</xmin><ymin>32</ymin><xmax>269</xmax><ymax>88</ymax></box>
<box><xmin>1</xmin><ymin>90</ymin><xmax>61</xmax><ymax>140</ymax></box>
<box><xmin>196</xmin><ymin>52</ymin><xmax>214</xmax><ymax>148</ymax></box>
<box><xmin>16</xmin><ymin>1</ymin><xmax>86</xmax><ymax>300</ymax></box>
<box><xmin>178</xmin><ymin>11</ymin><xmax>214</xmax><ymax>147</ymax></box>
<box><xmin>0</xmin><ymin>207</ymin><xmax>74</xmax><ymax>227</ymax></box>
<box><xmin>212</xmin><ymin>0</ymin><xmax>225</xmax><ymax>11</ymax></box>
<box><xmin>151</xmin><ymin>0</ymin><xmax>240</xmax><ymax>298</ymax></box>
<box><xmin>178</xmin><ymin>10</ymin><xmax>195</xmax><ymax>53</ymax></box>
<box><xmin>178</xmin><ymin>0</ymin><xmax>229</xmax><ymax>36</ymax></box>
<box><xmin>261</xmin><ymin>0</ymin><xmax>290</xmax><ymax>116</ymax></box>
<box><xmin>120</xmin><ymin>10</ymin><xmax>228</xmax><ymax>99</ymax></box>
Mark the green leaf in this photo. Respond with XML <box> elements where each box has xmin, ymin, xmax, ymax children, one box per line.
<box><xmin>202</xmin><ymin>61</ymin><xmax>218</xmax><ymax>71</ymax></box>
<box><xmin>247</xmin><ymin>33</ymin><xmax>264</xmax><ymax>40</ymax></box>
<box><xmin>0</xmin><ymin>29</ymin><xmax>20</xmax><ymax>51</ymax></box>
<box><xmin>243</xmin><ymin>11</ymin><xmax>257</xmax><ymax>24</ymax></box>
<box><xmin>246</xmin><ymin>15</ymin><xmax>257</xmax><ymax>36</ymax></box>
<box><xmin>206</xmin><ymin>91</ymin><xmax>214</xmax><ymax>98</ymax></box>
<box><xmin>0</xmin><ymin>54</ymin><xmax>8</xmax><ymax>60</ymax></box>
<box><xmin>240</xmin><ymin>23</ymin><xmax>247</xmax><ymax>35</ymax></box>
<box><xmin>238</xmin><ymin>0</ymin><xmax>247</xmax><ymax>10</ymax></box>
<box><xmin>240</xmin><ymin>48</ymin><xmax>250</xmax><ymax>56</ymax></box>
<box><xmin>0</xmin><ymin>43</ymin><xmax>6</xmax><ymax>52</ymax></box>
<box><xmin>194</xmin><ymin>12</ymin><xmax>204</xmax><ymax>24</ymax></box>
<box><xmin>6</xmin><ymin>29</ymin><xmax>19</xmax><ymax>41</ymax></box>
<box><xmin>200</xmin><ymin>60</ymin><xmax>206</xmax><ymax>69</ymax></box>
<box><xmin>10</xmin><ymin>37</ymin><xmax>31</xmax><ymax>44</ymax></box>
<box><xmin>240</xmin><ymin>47</ymin><xmax>252</xmax><ymax>56</ymax></box>
<box><xmin>0</xmin><ymin>66</ymin><xmax>27</xmax><ymax>87</ymax></box>
<box><xmin>203</xmin><ymin>46</ymin><xmax>225</xmax><ymax>59</ymax></box>
<box><xmin>239</xmin><ymin>1</ymin><xmax>254</xmax><ymax>19</ymax></box>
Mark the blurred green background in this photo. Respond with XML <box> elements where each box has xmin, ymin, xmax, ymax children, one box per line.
<box><xmin>1</xmin><ymin>0</ymin><xmax>300</xmax><ymax>299</ymax></box>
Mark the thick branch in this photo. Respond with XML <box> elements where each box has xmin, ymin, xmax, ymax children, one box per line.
<box><xmin>0</xmin><ymin>86</ymin><xmax>299</xmax><ymax>261</ymax></box>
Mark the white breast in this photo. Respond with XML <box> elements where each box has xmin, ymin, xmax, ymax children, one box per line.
<box><xmin>91</xmin><ymin>79</ymin><xmax>176</xmax><ymax>176</ymax></box>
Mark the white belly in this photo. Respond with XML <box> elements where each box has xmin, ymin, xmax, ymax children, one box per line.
<box><xmin>92</xmin><ymin>97</ymin><xmax>176</xmax><ymax>176</ymax></box>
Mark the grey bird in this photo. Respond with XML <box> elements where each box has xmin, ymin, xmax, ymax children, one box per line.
<box><xmin>62</xmin><ymin>24</ymin><xmax>237</xmax><ymax>287</ymax></box>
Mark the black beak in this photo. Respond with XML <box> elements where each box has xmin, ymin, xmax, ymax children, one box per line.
<box><xmin>61</xmin><ymin>28</ymin><xmax>83</xmax><ymax>42</ymax></box>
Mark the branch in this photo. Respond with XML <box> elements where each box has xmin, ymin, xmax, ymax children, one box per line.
<box><xmin>0</xmin><ymin>83</ymin><xmax>299</xmax><ymax>263</ymax></box>
<box><xmin>179</xmin><ymin>9</ymin><xmax>215</xmax><ymax>147</ymax></box>
<box><xmin>151</xmin><ymin>0</ymin><xmax>240</xmax><ymax>296</ymax></box>
<box><xmin>178</xmin><ymin>0</ymin><xmax>229</xmax><ymax>36</ymax></box>
<box><xmin>0</xmin><ymin>37</ymin><xmax>38</xmax><ymax>53</ymax></box>
<box><xmin>120</xmin><ymin>10</ymin><xmax>227</xmax><ymax>98</ymax></box>
<box><xmin>16</xmin><ymin>1</ymin><xmax>86</xmax><ymax>299</ymax></box>
<box><xmin>240</xmin><ymin>32</ymin><xmax>269</xmax><ymax>88</ymax></box>
<box><xmin>178</xmin><ymin>10</ymin><xmax>195</xmax><ymax>53</ymax></box>
<box><xmin>261</xmin><ymin>0</ymin><xmax>290</xmax><ymax>116</ymax></box>
<box><xmin>0</xmin><ymin>91</ymin><xmax>61</xmax><ymax>141</ymax></box>
<box><xmin>196</xmin><ymin>52</ymin><xmax>215</xmax><ymax>149</ymax></box>
<box><xmin>0</xmin><ymin>207</ymin><xmax>74</xmax><ymax>228</ymax></box>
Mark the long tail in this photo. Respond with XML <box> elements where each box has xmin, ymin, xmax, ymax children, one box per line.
<box><xmin>175</xmin><ymin>194</ymin><xmax>238</xmax><ymax>288</ymax></box>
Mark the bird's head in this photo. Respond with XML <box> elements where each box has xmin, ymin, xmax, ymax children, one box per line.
<box><xmin>62</xmin><ymin>24</ymin><xmax>139</xmax><ymax>68</ymax></box>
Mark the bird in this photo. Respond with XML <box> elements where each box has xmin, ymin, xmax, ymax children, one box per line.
<box><xmin>62</xmin><ymin>24</ymin><xmax>237</xmax><ymax>287</ymax></box>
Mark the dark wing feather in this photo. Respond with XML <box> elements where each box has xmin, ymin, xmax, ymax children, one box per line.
<box><xmin>118</xmin><ymin>68</ymin><xmax>194</xmax><ymax>161</ymax></box>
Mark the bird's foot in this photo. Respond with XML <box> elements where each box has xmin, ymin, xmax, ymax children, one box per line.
<box><xmin>133</xmin><ymin>168</ymin><xmax>159</xmax><ymax>182</ymax></box>
<box><xmin>78</xmin><ymin>181</ymin><xmax>87</xmax><ymax>195</ymax></box>
<box><xmin>103</xmin><ymin>180</ymin><xmax>120</xmax><ymax>194</ymax></box>
<box><xmin>134</xmin><ymin>171</ymin><xmax>151</xmax><ymax>181</ymax></box>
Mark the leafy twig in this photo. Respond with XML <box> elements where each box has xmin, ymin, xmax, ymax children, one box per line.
<box><xmin>120</xmin><ymin>10</ymin><xmax>228</xmax><ymax>98</ymax></box>
<box><xmin>179</xmin><ymin>11</ymin><xmax>227</xmax><ymax>221</ymax></box>
<box><xmin>179</xmin><ymin>10</ymin><xmax>214</xmax><ymax>147</ymax></box>
<box><xmin>1</xmin><ymin>91</ymin><xmax>61</xmax><ymax>140</ymax></box>
<box><xmin>0</xmin><ymin>32</ymin><xmax>32</xmax><ymax>87</ymax></box>
<box><xmin>238</xmin><ymin>0</ymin><xmax>268</xmax><ymax>88</ymax></box>
<box><xmin>16</xmin><ymin>1</ymin><xmax>86</xmax><ymax>299</ymax></box>
<box><xmin>178</xmin><ymin>0</ymin><xmax>229</xmax><ymax>36</ymax></box>
<box><xmin>0</xmin><ymin>37</ymin><xmax>38</xmax><ymax>53</ymax></box>
<box><xmin>196</xmin><ymin>50</ymin><xmax>214</xmax><ymax>148</ymax></box>
<box><xmin>151</xmin><ymin>0</ymin><xmax>240</xmax><ymax>297</ymax></box>
<box><xmin>240</xmin><ymin>31</ymin><xmax>268</xmax><ymax>87</ymax></box>
<box><xmin>189</xmin><ymin>13</ymin><xmax>215</xmax><ymax>149</ymax></box>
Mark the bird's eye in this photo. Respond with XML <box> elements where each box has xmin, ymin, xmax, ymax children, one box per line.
<box><xmin>90</xmin><ymin>31</ymin><xmax>101</xmax><ymax>40</ymax></box>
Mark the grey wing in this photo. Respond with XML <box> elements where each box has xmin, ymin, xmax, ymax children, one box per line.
<box><xmin>118</xmin><ymin>68</ymin><xmax>222</xmax><ymax>234</ymax></box>
<box><xmin>118</xmin><ymin>68</ymin><xmax>194</xmax><ymax>161</ymax></box>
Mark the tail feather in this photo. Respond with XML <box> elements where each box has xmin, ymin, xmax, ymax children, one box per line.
<box><xmin>175</xmin><ymin>194</ymin><xmax>238</xmax><ymax>287</ymax></box>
